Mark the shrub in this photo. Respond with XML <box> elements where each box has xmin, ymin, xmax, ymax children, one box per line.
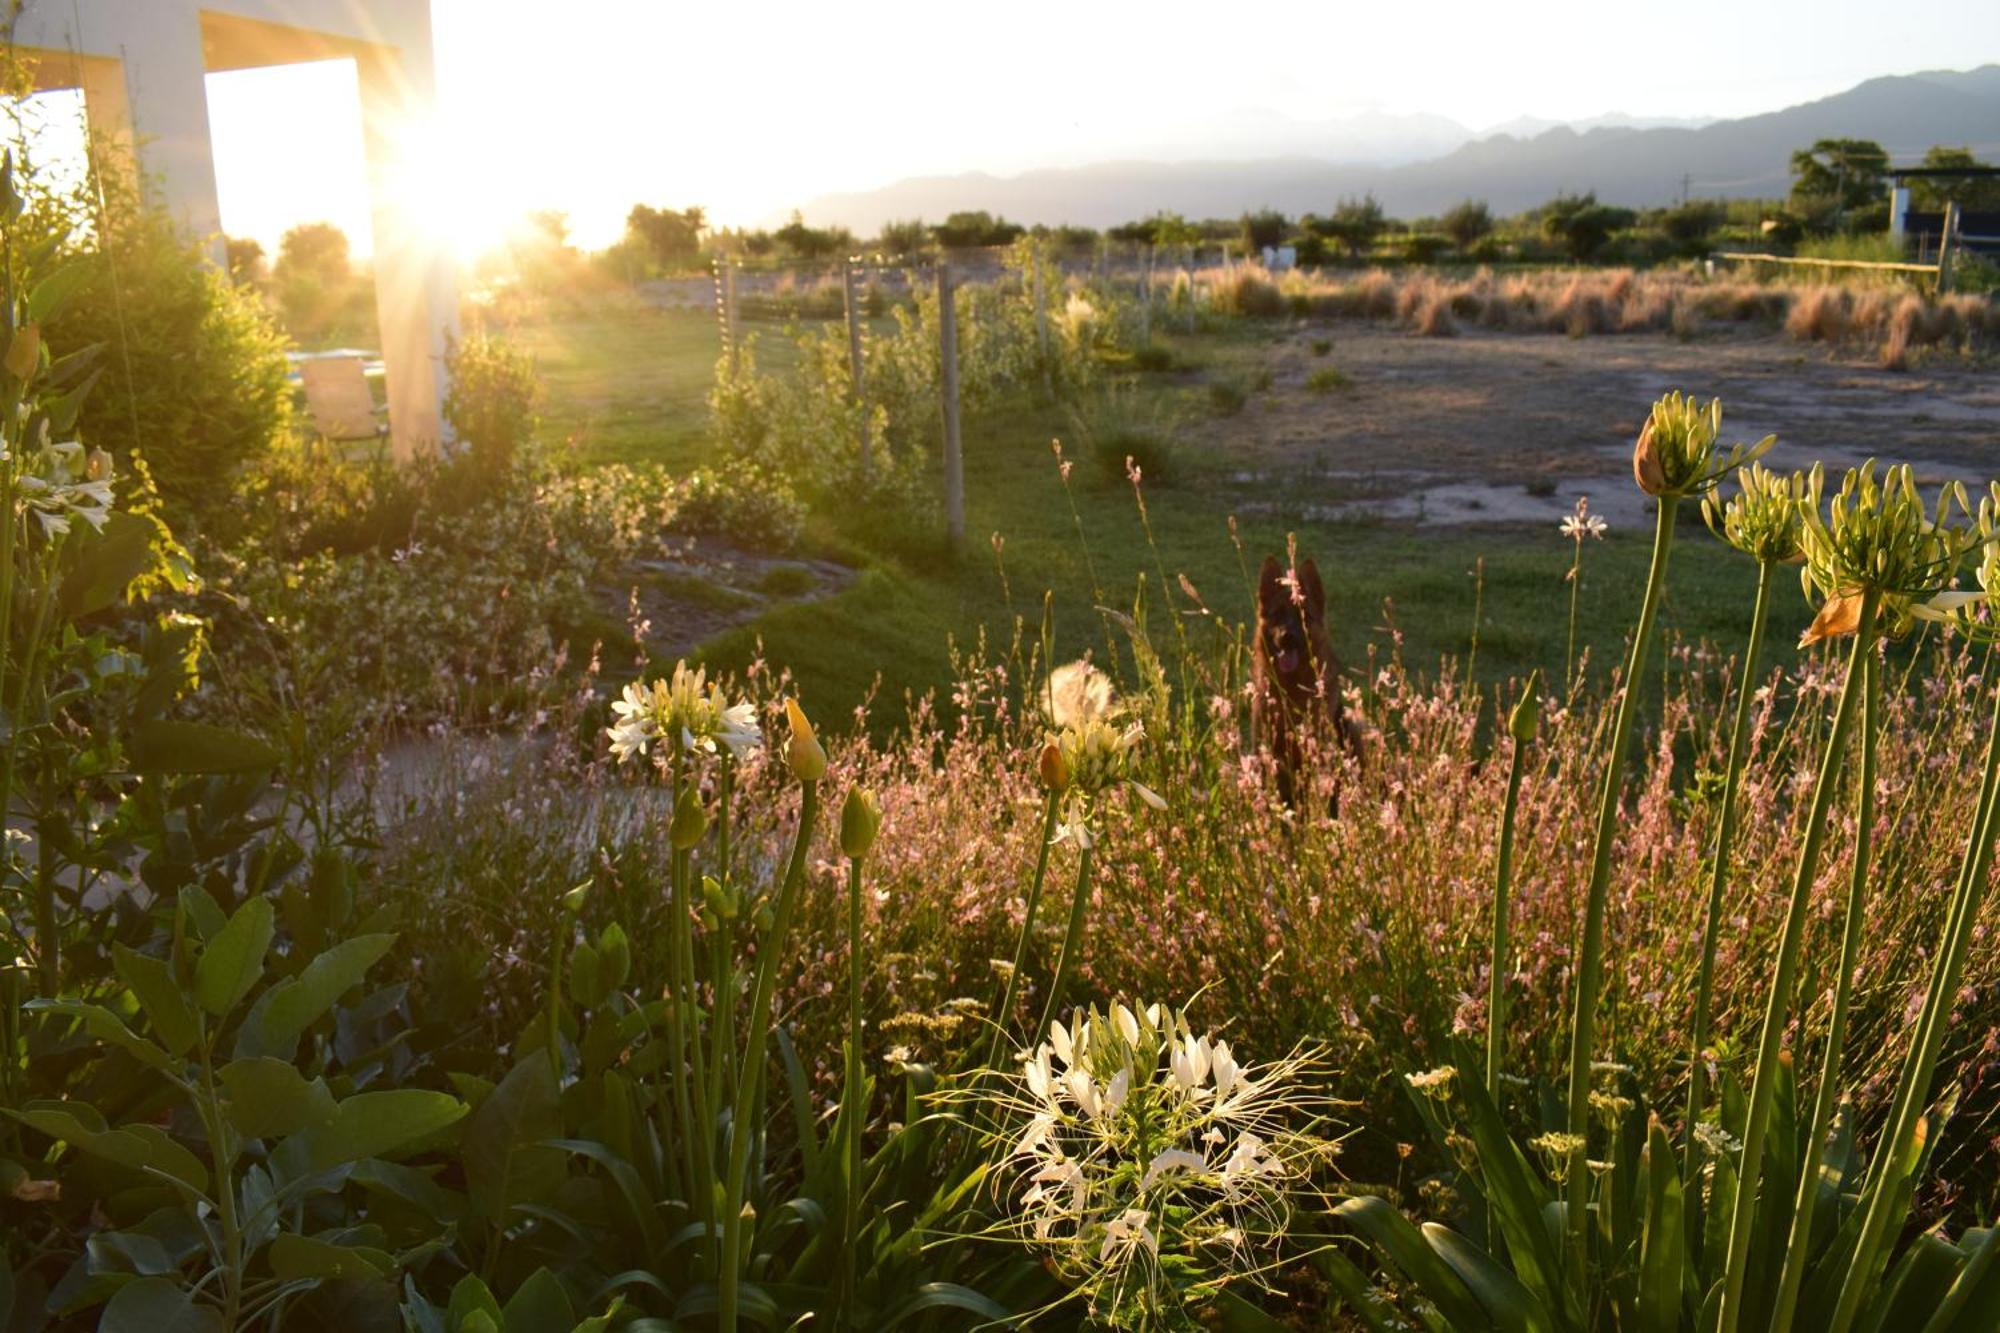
<box><xmin>1309</xmin><ymin>337</ymin><xmax>1332</xmax><ymax>356</ymax></box>
<box><xmin>45</xmin><ymin>179</ymin><xmax>291</xmax><ymax>526</ymax></box>
<box><xmin>673</xmin><ymin>457</ymin><xmax>807</xmax><ymax>552</ymax></box>
<box><xmin>1209</xmin><ymin>264</ymin><xmax>1284</xmax><ymax>317</ymax></box>
<box><xmin>442</xmin><ymin>332</ymin><xmax>542</xmax><ymax>490</ymax></box>
<box><xmin>1207</xmin><ymin>377</ymin><xmax>1248</xmax><ymax>415</ymax></box>
<box><xmin>1070</xmin><ymin>387</ymin><xmax>1179</xmax><ymax>484</ymax></box>
<box><xmin>1131</xmin><ymin>341</ymin><xmax>1177</xmax><ymax>373</ymax></box>
<box><xmin>1305</xmin><ymin>365</ymin><xmax>1350</xmax><ymax>393</ymax></box>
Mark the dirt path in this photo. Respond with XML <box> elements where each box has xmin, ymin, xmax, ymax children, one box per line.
<box><xmin>1206</xmin><ymin>326</ymin><xmax>2000</xmax><ymax>531</ymax></box>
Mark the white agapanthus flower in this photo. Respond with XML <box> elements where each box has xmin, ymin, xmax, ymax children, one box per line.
<box><xmin>606</xmin><ymin>660</ymin><xmax>761</xmax><ymax>766</ymax></box>
<box><xmin>1049</xmin><ymin>717</ymin><xmax>1166</xmax><ymax>849</ymax></box>
<box><xmin>15</xmin><ymin>439</ymin><xmax>112</xmax><ymax>537</ymax></box>
<box><xmin>977</xmin><ymin>998</ymin><xmax>1337</xmax><ymax>1326</ymax></box>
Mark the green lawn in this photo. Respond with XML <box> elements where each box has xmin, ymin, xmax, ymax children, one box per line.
<box><xmin>523</xmin><ymin>305</ymin><xmax>1784</xmax><ymax>718</ymax></box>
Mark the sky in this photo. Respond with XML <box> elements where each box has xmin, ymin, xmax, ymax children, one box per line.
<box><xmin>171</xmin><ymin>0</ymin><xmax>2000</xmax><ymax>257</ymax></box>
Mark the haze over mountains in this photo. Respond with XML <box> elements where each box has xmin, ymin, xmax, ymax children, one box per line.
<box><xmin>797</xmin><ymin>66</ymin><xmax>2000</xmax><ymax>231</ymax></box>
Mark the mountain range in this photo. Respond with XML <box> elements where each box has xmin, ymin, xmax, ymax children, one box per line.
<box><xmin>796</xmin><ymin>66</ymin><xmax>2000</xmax><ymax>231</ymax></box>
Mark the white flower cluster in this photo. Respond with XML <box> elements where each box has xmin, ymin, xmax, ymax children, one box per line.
<box><xmin>605</xmin><ymin>660</ymin><xmax>760</xmax><ymax>765</ymax></box>
<box><xmin>1051</xmin><ymin>717</ymin><xmax>1165</xmax><ymax>849</ymax></box>
<box><xmin>13</xmin><ymin>437</ymin><xmax>112</xmax><ymax>537</ymax></box>
<box><xmin>995</xmin><ymin>999</ymin><xmax>1332</xmax><ymax>1323</ymax></box>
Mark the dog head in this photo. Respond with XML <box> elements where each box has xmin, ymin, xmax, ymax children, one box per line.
<box><xmin>1258</xmin><ymin>555</ymin><xmax>1326</xmax><ymax>685</ymax></box>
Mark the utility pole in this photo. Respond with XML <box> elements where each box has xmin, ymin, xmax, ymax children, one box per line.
<box><xmin>842</xmin><ymin>259</ymin><xmax>870</xmax><ymax>477</ymax></box>
<box><xmin>937</xmin><ymin>262</ymin><xmax>964</xmax><ymax>548</ymax></box>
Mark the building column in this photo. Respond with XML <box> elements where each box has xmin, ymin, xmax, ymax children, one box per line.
<box><xmin>356</xmin><ymin>47</ymin><xmax>456</xmax><ymax>457</ymax></box>
<box><xmin>116</xmin><ymin>17</ymin><xmax>227</xmax><ymax>265</ymax></box>
<box><xmin>1889</xmin><ymin>183</ymin><xmax>1911</xmax><ymax>246</ymax></box>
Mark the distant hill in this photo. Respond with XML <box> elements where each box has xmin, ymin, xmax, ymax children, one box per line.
<box><xmin>796</xmin><ymin>66</ymin><xmax>2000</xmax><ymax>231</ymax></box>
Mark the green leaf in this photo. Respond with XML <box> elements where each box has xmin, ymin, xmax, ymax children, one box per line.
<box><xmin>113</xmin><ymin>945</ymin><xmax>200</xmax><ymax>1057</ymax></box>
<box><xmin>59</xmin><ymin>510</ymin><xmax>157</xmax><ymax>618</ymax></box>
<box><xmin>876</xmin><ymin>1281</ymin><xmax>1017</xmax><ymax>1330</ymax></box>
<box><xmin>447</xmin><ymin>1274</ymin><xmax>504</xmax><ymax>1332</ymax></box>
<box><xmin>1334</xmin><ymin>1195</ymin><xmax>1491</xmax><ymax>1331</ymax></box>
<box><xmin>28</xmin><ymin>259</ymin><xmax>95</xmax><ymax>322</ymax></box>
<box><xmin>25</xmin><ymin>999</ymin><xmax>176</xmax><ymax>1073</ymax></box>
<box><xmin>5</xmin><ymin>1102</ymin><xmax>210</xmax><ymax>1193</ymax></box>
<box><xmin>194</xmin><ymin>895</ymin><xmax>275</xmax><ymax>1017</ymax></box>
<box><xmin>98</xmin><ymin>1277</ymin><xmax>224</xmax><ymax>1333</ymax></box>
<box><xmin>296</xmin><ymin>1090</ymin><xmax>468</xmax><ymax>1171</ymax></box>
<box><xmin>1639</xmin><ymin>1119</ymin><xmax>1687</xmax><ymax>1333</ymax></box>
<box><xmin>501</xmin><ymin>1268</ymin><xmax>573</xmax><ymax>1333</ymax></box>
<box><xmin>218</xmin><ymin>1058</ymin><xmax>338</xmax><ymax>1139</ymax></box>
<box><xmin>463</xmin><ymin>1057</ymin><xmax>562</xmax><ymax>1224</ymax></box>
<box><xmin>235</xmin><ymin>934</ymin><xmax>396</xmax><ymax>1061</ymax></box>
<box><xmin>129</xmin><ymin>721</ymin><xmax>282</xmax><ymax>776</ymax></box>
<box><xmin>1423</xmin><ymin>1223</ymin><xmax>1553</xmax><ymax>1333</ymax></box>
<box><xmin>267</xmin><ymin>1233</ymin><xmax>394</xmax><ymax>1281</ymax></box>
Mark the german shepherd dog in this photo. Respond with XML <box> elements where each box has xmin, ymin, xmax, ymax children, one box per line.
<box><xmin>1252</xmin><ymin>555</ymin><xmax>1355</xmax><ymax>809</ymax></box>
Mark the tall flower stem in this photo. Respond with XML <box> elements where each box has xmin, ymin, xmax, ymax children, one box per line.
<box><xmin>986</xmin><ymin>789</ymin><xmax>1061</xmax><ymax>1071</ymax></box>
<box><xmin>1485</xmin><ymin>712</ymin><xmax>1531</xmax><ymax>1100</ymax></box>
<box><xmin>707</xmin><ymin>760</ymin><xmax>737</xmax><ymax>1158</ymax></box>
<box><xmin>663</xmin><ymin>763</ymin><xmax>697</xmax><ymax>1210</ymax></box>
<box><xmin>1683</xmin><ymin>556</ymin><xmax>1778</xmax><ymax>1185</ymax></box>
<box><xmin>1771</xmin><ymin>652</ymin><xmax>1878</xmax><ymax>1333</ymax></box>
<box><xmin>676</xmin><ymin>840</ymin><xmax>715</xmax><ymax>1230</ymax></box>
<box><xmin>1564</xmin><ymin>492</ymin><xmax>1679</xmax><ymax>1274</ymax></box>
<box><xmin>1565</xmin><ymin>539</ymin><xmax>1584</xmax><ymax>692</ymax></box>
<box><xmin>1829</xmin><ymin>665</ymin><xmax>2000</xmax><ymax>1332</ymax></box>
<box><xmin>1717</xmin><ymin>589</ymin><xmax>1878</xmax><ymax>1333</ymax></box>
<box><xmin>717</xmin><ymin>779</ymin><xmax>820</xmax><ymax>1333</ymax></box>
<box><xmin>1036</xmin><ymin>843</ymin><xmax>1097</xmax><ymax>1040</ymax></box>
<box><xmin>841</xmin><ymin>851</ymin><xmax>865</xmax><ymax>1324</ymax></box>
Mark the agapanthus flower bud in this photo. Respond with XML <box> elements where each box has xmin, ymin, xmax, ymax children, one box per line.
<box><xmin>1038</xmin><ymin>740</ymin><xmax>1070</xmax><ymax>792</ymax></box>
<box><xmin>669</xmin><ymin>784</ymin><xmax>708</xmax><ymax>849</ymax></box>
<box><xmin>1507</xmin><ymin>670</ymin><xmax>1540</xmax><ymax>744</ymax></box>
<box><xmin>840</xmin><ymin>787</ymin><xmax>881</xmax><ymax>860</ymax></box>
<box><xmin>785</xmin><ymin>697</ymin><xmax>826</xmax><ymax>782</ymax></box>
<box><xmin>84</xmin><ymin>448</ymin><xmax>111</xmax><ymax>483</ymax></box>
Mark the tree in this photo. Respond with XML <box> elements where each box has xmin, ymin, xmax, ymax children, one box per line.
<box><xmin>275</xmin><ymin>221</ymin><xmax>350</xmax><ymax>287</ymax></box>
<box><xmin>1312</xmin><ymin>195</ymin><xmax>1388</xmax><ymax>258</ymax></box>
<box><xmin>773</xmin><ymin>211</ymin><xmax>853</xmax><ymax>259</ymax></box>
<box><xmin>625</xmin><ymin>204</ymin><xmax>706</xmax><ymax>269</ymax></box>
<box><xmin>876</xmin><ymin>218</ymin><xmax>930</xmax><ymax>254</ymax></box>
<box><xmin>1658</xmin><ymin>200</ymin><xmax>1726</xmax><ymax>252</ymax></box>
<box><xmin>1911</xmin><ymin>146</ymin><xmax>2000</xmax><ymax>212</ymax></box>
<box><xmin>1441</xmin><ymin>200</ymin><xmax>1492</xmax><ymax>251</ymax></box>
<box><xmin>224</xmin><ymin>235</ymin><xmax>266</xmax><ymax>287</ymax></box>
<box><xmin>1541</xmin><ymin>192</ymin><xmax>1634</xmax><ymax>261</ymax></box>
<box><xmin>933</xmin><ymin>211</ymin><xmax>1024</xmax><ymax>248</ymax></box>
<box><xmin>1238</xmin><ymin>208</ymin><xmax>1287</xmax><ymax>255</ymax></box>
<box><xmin>1788</xmin><ymin>138</ymin><xmax>1889</xmax><ymax>224</ymax></box>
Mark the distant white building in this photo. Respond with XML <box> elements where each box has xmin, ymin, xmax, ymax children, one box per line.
<box><xmin>12</xmin><ymin>0</ymin><xmax>455</xmax><ymax>453</ymax></box>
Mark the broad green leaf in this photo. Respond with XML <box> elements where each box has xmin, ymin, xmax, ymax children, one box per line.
<box><xmin>98</xmin><ymin>1276</ymin><xmax>223</xmax><ymax>1333</ymax></box>
<box><xmin>1424</xmin><ymin>1223</ymin><xmax>1552</xmax><ymax>1333</ymax></box>
<box><xmin>1640</xmin><ymin>1119</ymin><xmax>1686</xmax><ymax>1333</ymax></box>
<box><xmin>194</xmin><ymin>896</ymin><xmax>275</xmax><ymax>1017</ymax></box>
<box><xmin>218</xmin><ymin>1058</ymin><xmax>337</xmax><ymax>1139</ymax></box>
<box><xmin>28</xmin><ymin>259</ymin><xmax>94</xmax><ymax>322</ymax></box>
<box><xmin>113</xmin><ymin>945</ymin><xmax>200</xmax><ymax>1057</ymax></box>
<box><xmin>235</xmin><ymin>934</ymin><xmax>395</xmax><ymax>1061</ymax></box>
<box><xmin>349</xmin><ymin>1158</ymin><xmax>464</xmax><ymax>1226</ymax></box>
<box><xmin>463</xmin><ymin>1057</ymin><xmax>562</xmax><ymax>1224</ymax></box>
<box><xmin>59</xmin><ymin>510</ymin><xmax>157</xmax><ymax>618</ymax></box>
<box><xmin>501</xmin><ymin>1268</ymin><xmax>574</xmax><ymax>1333</ymax></box>
<box><xmin>86</xmin><ymin>1230</ymin><xmax>176</xmax><ymax>1276</ymax></box>
<box><xmin>129</xmin><ymin>721</ymin><xmax>282</xmax><ymax>776</ymax></box>
<box><xmin>447</xmin><ymin>1274</ymin><xmax>504</xmax><ymax>1331</ymax></box>
<box><xmin>25</xmin><ymin>999</ymin><xmax>176</xmax><ymax>1073</ymax></box>
<box><xmin>1334</xmin><ymin>1195</ymin><xmax>1490</xmax><ymax>1331</ymax></box>
<box><xmin>297</xmin><ymin>1090</ymin><xmax>468</xmax><ymax>1171</ymax></box>
<box><xmin>876</xmin><ymin>1281</ymin><xmax>1018</xmax><ymax>1330</ymax></box>
<box><xmin>6</xmin><ymin>1102</ymin><xmax>210</xmax><ymax>1193</ymax></box>
<box><xmin>267</xmin><ymin>1233</ymin><xmax>394</xmax><ymax>1281</ymax></box>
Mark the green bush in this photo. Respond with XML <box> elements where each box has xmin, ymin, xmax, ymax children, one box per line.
<box><xmin>442</xmin><ymin>331</ymin><xmax>542</xmax><ymax>492</ymax></box>
<box><xmin>46</xmin><ymin>182</ymin><xmax>291</xmax><ymax>526</ymax></box>
<box><xmin>1306</xmin><ymin>365</ymin><xmax>1351</xmax><ymax>393</ymax></box>
<box><xmin>1070</xmin><ymin>387</ymin><xmax>1179</xmax><ymax>485</ymax></box>
<box><xmin>674</xmin><ymin>457</ymin><xmax>807</xmax><ymax>552</ymax></box>
<box><xmin>1207</xmin><ymin>377</ymin><xmax>1248</xmax><ymax>415</ymax></box>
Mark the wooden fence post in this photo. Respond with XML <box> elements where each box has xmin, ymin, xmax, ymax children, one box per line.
<box><xmin>843</xmin><ymin>259</ymin><xmax>871</xmax><ymax>477</ymax></box>
<box><xmin>1032</xmin><ymin>242</ymin><xmax>1051</xmax><ymax>396</ymax></box>
<box><xmin>713</xmin><ymin>256</ymin><xmax>732</xmax><ymax>367</ymax></box>
<box><xmin>1938</xmin><ymin>201</ymin><xmax>1961</xmax><ymax>294</ymax></box>
<box><xmin>937</xmin><ymin>262</ymin><xmax>964</xmax><ymax>548</ymax></box>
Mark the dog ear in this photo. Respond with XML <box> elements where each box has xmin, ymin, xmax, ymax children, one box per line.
<box><xmin>1258</xmin><ymin>556</ymin><xmax>1287</xmax><ymax>614</ymax></box>
<box><xmin>1297</xmin><ymin>558</ymin><xmax>1326</xmax><ymax>616</ymax></box>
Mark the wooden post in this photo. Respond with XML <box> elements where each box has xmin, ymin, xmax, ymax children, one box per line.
<box><xmin>1938</xmin><ymin>201</ymin><xmax>1961</xmax><ymax>294</ymax></box>
<box><xmin>1032</xmin><ymin>241</ymin><xmax>1051</xmax><ymax>396</ymax></box>
<box><xmin>843</xmin><ymin>260</ymin><xmax>870</xmax><ymax>477</ymax></box>
<box><xmin>937</xmin><ymin>262</ymin><xmax>964</xmax><ymax>548</ymax></box>
<box><xmin>724</xmin><ymin>259</ymin><xmax>742</xmax><ymax>371</ymax></box>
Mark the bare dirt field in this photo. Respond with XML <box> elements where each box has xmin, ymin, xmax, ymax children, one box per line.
<box><xmin>1206</xmin><ymin>325</ymin><xmax>2000</xmax><ymax>532</ymax></box>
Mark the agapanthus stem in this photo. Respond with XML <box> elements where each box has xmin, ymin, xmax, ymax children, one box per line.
<box><xmin>987</xmin><ymin>789</ymin><xmax>1062</xmax><ymax>1071</ymax></box>
<box><xmin>1037</xmin><ymin>842</ymin><xmax>1097</xmax><ymax>1040</ymax></box>
<box><xmin>841</xmin><ymin>854</ymin><xmax>864</xmax><ymax>1324</ymax></box>
<box><xmin>1772</xmin><ymin>652</ymin><xmax>1878</xmax><ymax>1333</ymax></box>
<box><xmin>1564</xmin><ymin>492</ymin><xmax>1679</xmax><ymax>1275</ymax></box>
<box><xmin>1718</xmin><ymin>589</ymin><xmax>1877</xmax><ymax>1333</ymax></box>
<box><xmin>1684</xmin><ymin>556</ymin><xmax>1777</xmax><ymax>1185</ymax></box>
<box><xmin>1485</xmin><ymin>726</ymin><xmax>1530</xmax><ymax>1101</ymax></box>
<box><xmin>717</xmin><ymin>780</ymin><xmax>820</xmax><ymax>1333</ymax></box>
<box><xmin>1828</xmin><ymin>664</ymin><xmax>2000</xmax><ymax>1333</ymax></box>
